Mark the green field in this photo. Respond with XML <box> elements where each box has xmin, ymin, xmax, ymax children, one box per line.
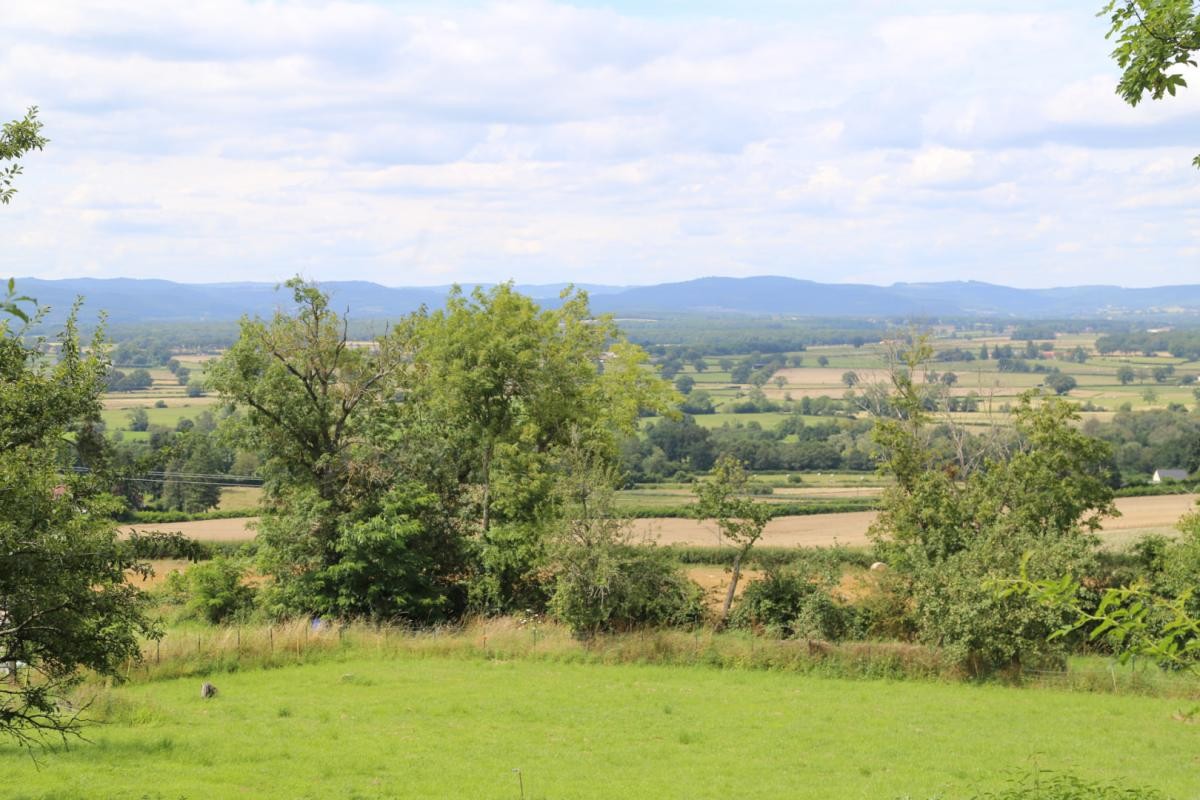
<box><xmin>3</xmin><ymin>654</ymin><xmax>1197</xmax><ymax>799</ymax></box>
<box><xmin>686</xmin><ymin>411</ymin><xmax>794</xmax><ymax>429</ymax></box>
<box><xmin>100</xmin><ymin>403</ymin><xmax>210</xmax><ymax>432</ymax></box>
<box><xmin>648</xmin><ymin>332</ymin><xmax>1200</xmax><ymax>434</ymax></box>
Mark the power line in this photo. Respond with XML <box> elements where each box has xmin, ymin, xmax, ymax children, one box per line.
<box><xmin>121</xmin><ymin>477</ymin><xmax>259</xmax><ymax>488</ymax></box>
<box><xmin>70</xmin><ymin>466</ymin><xmax>263</xmax><ymax>488</ymax></box>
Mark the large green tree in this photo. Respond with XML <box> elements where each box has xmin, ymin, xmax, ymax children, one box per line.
<box><xmin>409</xmin><ymin>283</ymin><xmax>672</xmax><ymax>533</ymax></box>
<box><xmin>207</xmin><ymin>279</ymin><xmax>465</xmax><ymax>620</ymax></box>
<box><xmin>407</xmin><ymin>284</ymin><xmax>674</xmax><ymax>613</ymax></box>
<box><xmin>212</xmin><ymin>280</ymin><xmax>672</xmax><ymax>620</ymax></box>
<box><xmin>1</xmin><ymin>292</ymin><xmax>157</xmax><ymax>747</ymax></box>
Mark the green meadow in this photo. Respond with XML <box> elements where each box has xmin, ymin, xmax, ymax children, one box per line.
<box><xmin>3</xmin><ymin>654</ymin><xmax>1197</xmax><ymax>799</ymax></box>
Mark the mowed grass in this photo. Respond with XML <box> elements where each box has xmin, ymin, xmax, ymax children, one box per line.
<box><xmin>4</xmin><ymin>655</ymin><xmax>1199</xmax><ymax>799</ymax></box>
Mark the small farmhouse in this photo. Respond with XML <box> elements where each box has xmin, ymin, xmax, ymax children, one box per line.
<box><xmin>1152</xmin><ymin>468</ymin><xmax>1190</xmax><ymax>483</ymax></box>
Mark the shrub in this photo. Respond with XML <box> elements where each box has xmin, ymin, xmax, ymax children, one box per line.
<box><xmin>606</xmin><ymin>546</ymin><xmax>705</xmax><ymax>630</ymax></box>
<box><xmin>470</xmin><ymin>521</ymin><xmax>552</xmax><ymax>616</ymax></box>
<box><xmin>855</xmin><ymin>570</ymin><xmax>917</xmax><ymax>641</ymax></box>
<box><xmin>670</xmin><ymin>544</ymin><xmax>875</xmax><ymax>570</ymax></box>
<box><xmin>792</xmin><ymin>590</ymin><xmax>858</xmax><ymax>641</ymax></box>
<box><xmin>176</xmin><ymin>557</ymin><xmax>254</xmax><ymax>624</ymax></box>
<box><xmin>910</xmin><ymin>550</ymin><xmax>1080</xmax><ymax>676</ymax></box>
<box><xmin>732</xmin><ymin>563</ymin><xmax>856</xmax><ymax>641</ymax></box>
<box><xmin>1158</xmin><ymin>513</ymin><xmax>1200</xmax><ymax>620</ymax></box>
<box><xmin>551</xmin><ymin>545</ymin><xmax>704</xmax><ymax>635</ymax></box>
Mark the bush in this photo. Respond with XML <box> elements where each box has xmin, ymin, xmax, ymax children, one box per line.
<box><xmin>470</xmin><ymin>522</ymin><xmax>553</xmax><ymax>616</ymax></box>
<box><xmin>551</xmin><ymin>545</ymin><xmax>704</xmax><ymax>635</ymax></box>
<box><xmin>670</xmin><ymin>545</ymin><xmax>876</xmax><ymax>570</ymax></box>
<box><xmin>170</xmin><ymin>557</ymin><xmax>254</xmax><ymax>623</ymax></box>
<box><xmin>854</xmin><ymin>570</ymin><xmax>918</xmax><ymax>641</ymax></box>
<box><xmin>732</xmin><ymin>564</ymin><xmax>857</xmax><ymax>641</ymax></box>
<box><xmin>910</xmin><ymin>550</ymin><xmax>1080</xmax><ymax>676</ymax></box>
<box><xmin>122</xmin><ymin>507</ymin><xmax>260</xmax><ymax>524</ymax></box>
<box><xmin>1157</xmin><ymin>514</ymin><xmax>1200</xmax><ymax>620</ymax></box>
<box><xmin>608</xmin><ymin>547</ymin><xmax>705</xmax><ymax>629</ymax></box>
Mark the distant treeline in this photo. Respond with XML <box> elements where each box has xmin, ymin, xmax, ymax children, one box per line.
<box><xmin>619</xmin><ymin>316</ymin><xmax>888</xmax><ymax>355</ymax></box>
<box><xmin>99</xmin><ymin>319</ymin><xmax>410</xmax><ymax>362</ymax></box>
<box><xmin>101</xmin><ymin>322</ymin><xmax>240</xmax><ymax>355</ymax></box>
<box><xmin>1096</xmin><ymin>329</ymin><xmax>1200</xmax><ymax>360</ymax></box>
<box><xmin>1084</xmin><ymin>408</ymin><xmax>1200</xmax><ymax>481</ymax></box>
<box><xmin>624</xmin><ymin>414</ymin><xmax>878</xmax><ymax>482</ymax></box>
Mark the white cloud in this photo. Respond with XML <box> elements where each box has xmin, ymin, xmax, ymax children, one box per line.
<box><xmin>906</xmin><ymin>146</ymin><xmax>976</xmax><ymax>187</ymax></box>
<box><xmin>0</xmin><ymin>0</ymin><xmax>1197</xmax><ymax>288</ymax></box>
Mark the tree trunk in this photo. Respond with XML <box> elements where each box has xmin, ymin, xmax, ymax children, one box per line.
<box><xmin>718</xmin><ymin>550</ymin><xmax>744</xmax><ymax>629</ymax></box>
<box><xmin>481</xmin><ymin>443</ymin><xmax>492</xmax><ymax>534</ymax></box>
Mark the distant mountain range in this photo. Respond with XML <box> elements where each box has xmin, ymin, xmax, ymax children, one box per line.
<box><xmin>14</xmin><ymin>276</ymin><xmax>1200</xmax><ymax>325</ymax></box>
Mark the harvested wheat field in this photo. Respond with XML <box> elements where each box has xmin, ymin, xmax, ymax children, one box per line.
<box><xmin>684</xmin><ymin>566</ymin><xmax>764</xmax><ymax>612</ymax></box>
<box><xmin>637</xmin><ymin>493</ymin><xmax>1198</xmax><ymax>549</ymax></box>
<box><xmin>119</xmin><ymin>495</ymin><xmax>1196</xmax><ymax>550</ymax></box>
<box><xmin>635</xmin><ymin>512</ymin><xmax>880</xmax><ymax>547</ymax></box>
<box><xmin>122</xmin><ymin>517</ymin><xmax>259</xmax><ymax>542</ymax></box>
<box><xmin>126</xmin><ymin>558</ymin><xmax>193</xmax><ymax>588</ymax></box>
<box><xmin>771</xmin><ymin>367</ymin><xmax>895</xmax><ymax>387</ymax></box>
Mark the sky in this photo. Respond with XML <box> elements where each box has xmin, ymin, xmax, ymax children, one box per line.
<box><xmin>2</xmin><ymin>0</ymin><xmax>1199</xmax><ymax>289</ymax></box>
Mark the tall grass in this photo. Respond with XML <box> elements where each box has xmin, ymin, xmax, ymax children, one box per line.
<box><xmin>116</xmin><ymin>618</ymin><xmax>1200</xmax><ymax>699</ymax></box>
<box><xmin>125</xmin><ymin>618</ymin><xmax>951</xmax><ymax>683</ymax></box>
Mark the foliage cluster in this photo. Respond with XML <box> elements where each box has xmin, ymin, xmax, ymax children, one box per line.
<box><xmin>104</xmin><ymin>408</ymin><xmax>243</xmax><ymax>514</ymax></box>
<box><xmin>626</xmin><ymin>413</ymin><xmax>876</xmax><ymax>481</ymax></box>
<box><xmin>104</xmin><ymin>367</ymin><xmax>153</xmax><ymax>392</ymax></box>
<box><xmin>1083</xmin><ymin>407</ymin><xmax>1200</xmax><ymax>481</ymax></box>
<box><xmin>205</xmin><ymin>279</ymin><xmax>684</xmax><ymax>630</ymax></box>
<box><xmin>732</xmin><ymin>562</ymin><xmax>858</xmax><ymax>641</ymax></box>
<box><xmin>162</xmin><ymin>557</ymin><xmax>254</xmax><ymax>624</ymax></box>
<box><xmin>1097</xmin><ymin>329</ymin><xmax>1200</xmax><ymax>359</ymax></box>
<box><xmin>866</xmin><ymin>338</ymin><xmax>1118</xmax><ymax>675</ymax></box>
<box><xmin>1</xmin><ymin>291</ymin><xmax>158</xmax><ymax>746</ymax></box>
<box><xmin>624</xmin><ymin>315</ymin><xmax>883</xmax><ymax>356</ymax></box>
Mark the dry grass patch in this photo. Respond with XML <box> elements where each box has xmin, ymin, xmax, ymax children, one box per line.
<box><xmin>685</xmin><ymin>566</ymin><xmax>763</xmax><ymax>614</ymax></box>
